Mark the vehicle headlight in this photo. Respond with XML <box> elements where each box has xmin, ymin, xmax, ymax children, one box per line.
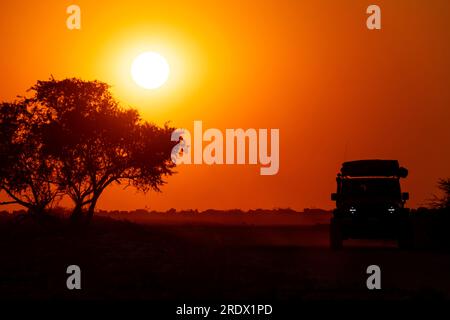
<box><xmin>388</xmin><ymin>206</ymin><xmax>396</xmax><ymax>213</ymax></box>
<box><xmin>349</xmin><ymin>207</ymin><xmax>357</xmax><ymax>214</ymax></box>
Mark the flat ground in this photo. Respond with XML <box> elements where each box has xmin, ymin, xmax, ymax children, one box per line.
<box><xmin>0</xmin><ymin>212</ymin><xmax>449</xmax><ymax>301</ymax></box>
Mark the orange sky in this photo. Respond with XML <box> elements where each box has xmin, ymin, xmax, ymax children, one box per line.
<box><xmin>1</xmin><ymin>0</ymin><xmax>449</xmax><ymax>211</ymax></box>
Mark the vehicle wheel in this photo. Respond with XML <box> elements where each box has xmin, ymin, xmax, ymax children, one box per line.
<box><xmin>330</xmin><ymin>217</ymin><xmax>343</xmax><ymax>250</ymax></box>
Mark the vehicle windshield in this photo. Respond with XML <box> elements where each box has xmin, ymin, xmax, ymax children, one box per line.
<box><xmin>341</xmin><ymin>178</ymin><xmax>400</xmax><ymax>199</ymax></box>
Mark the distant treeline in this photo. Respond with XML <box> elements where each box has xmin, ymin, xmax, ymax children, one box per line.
<box><xmin>0</xmin><ymin>207</ymin><xmax>331</xmax><ymax>216</ymax></box>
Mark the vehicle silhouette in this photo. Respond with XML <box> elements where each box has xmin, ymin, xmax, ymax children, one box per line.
<box><xmin>330</xmin><ymin>160</ymin><xmax>412</xmax><ymax>249</ymax></box>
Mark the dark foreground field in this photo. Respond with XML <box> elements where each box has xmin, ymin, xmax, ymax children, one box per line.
<box><xmin>1</xmin><ymin>211</ymin><xmax>450</xmax><ymax>301</ymax></box>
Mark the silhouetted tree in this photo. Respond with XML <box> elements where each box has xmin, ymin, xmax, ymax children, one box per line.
<box><xmin>0</xmin><ymin>101</ymin><xmax>62</xmax><ymax>216</ymax></box>
<box><xmin>430</xmin><ymin>178</ymin><xmax>450</xmax><ymax>210</ymax></box>
<box><xmin>29</xmin><ymin>78</ymin><xmax>176</xmax><ymax>222</ymax></box>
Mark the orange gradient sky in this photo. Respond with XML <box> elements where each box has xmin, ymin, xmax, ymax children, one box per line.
<box><xmin>1</xmin><ymin>0</ymin><xmax>449</xmax><ymax>211</ymax></box>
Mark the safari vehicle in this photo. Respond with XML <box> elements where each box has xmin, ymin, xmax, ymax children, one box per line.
<box><xmin>330</xmin><ymin>160</ymin><xmax>412</xmax><ymax>249</ymax></box>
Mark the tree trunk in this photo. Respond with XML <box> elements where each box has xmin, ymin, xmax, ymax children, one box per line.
<box><xmin>70</xmin><ymin>202</ymin><xmax>84</xmax><ymax>224</ymax></box>
<box><xmin>28</xmin><ymin>205</ymin><xmax>46</xmax><ymax>217</ymax></box>
<box><xmin>86</xmin><ymin>196</ymin><xmax>99</xmax><ymax>222</ymax></box>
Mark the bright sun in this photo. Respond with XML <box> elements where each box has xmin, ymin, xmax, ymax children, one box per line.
<box><xmin>131</xmin><ymin>51</ymin><xmax>170</xmax><ymax>89</ymax></box>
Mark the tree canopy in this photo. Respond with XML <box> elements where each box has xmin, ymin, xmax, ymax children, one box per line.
<box><xmin>0</xmin><ymin>78</ymin><xmax>176</xmax><ymax>221</ymax></box>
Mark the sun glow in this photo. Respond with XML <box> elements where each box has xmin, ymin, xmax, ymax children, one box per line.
<box><xmin>99</xmin><ymin>29</ymin><xmax>204</xmax><ymax>122</ymax></box>
<box><xmin>131</xmin><ymin>51</ymin><xmax>170</xmax><ymax>89</ymax></box>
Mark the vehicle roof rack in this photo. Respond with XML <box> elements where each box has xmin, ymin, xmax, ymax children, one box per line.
<box><xmin>340</xmin><ymin>159</ymin><xmax>408</xmax><ymax>178</ymax></box>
